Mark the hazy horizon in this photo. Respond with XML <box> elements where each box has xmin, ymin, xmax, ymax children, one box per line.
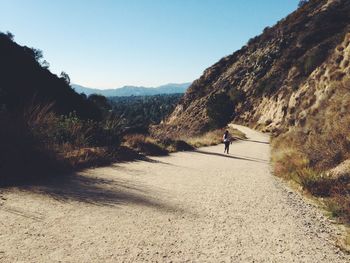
<box><xmin>1</xmin><ymin>0</ymin><xmax>299</xmax><ymax>89</ymax></box>
<box><xmin>72</xmin><ymin>81</ymin><xmax>192</xmax><ymax>90</ymax></box>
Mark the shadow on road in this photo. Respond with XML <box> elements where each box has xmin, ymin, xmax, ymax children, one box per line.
<box><xmin>235</xmin><ymin>138</ymin><xmax>270</xmax><ymax>145</ymax></box>
<box><xmin>12</xmin><ymin>172</ymin><xmax>178</xmax><ymax>211</ymax></box>
<box><xmin>194</xmin><ymin>150</ymin><xmax>268</xmax><ymax>163</ymax></box>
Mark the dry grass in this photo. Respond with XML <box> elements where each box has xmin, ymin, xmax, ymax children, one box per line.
<box><xmin>185</xmin><ymin>127</ymin><xmax>246</xmax><ymax>148</ymax></box>
<box><xmin>122</xmin><ymin>134</ymin><xmax>168</xmax><ymax>156</ymax></box>
<box><xmin>0</xmin><ymin>107</ymin><xmax>62</xmax><ymax>185</ymax></box>
<box><xmin>272</xmin><ymin>134</ymin><xmax>350</xmax><ymax>249</ymax></box>
<box><xmin>0</xmin><ymin>103</ymin><xmax>122</xmax><ymax>185</ymax></box>
<box><xmin>1</xmin><ymin>103</ymin><xmax>243</xmax><ymax>186</ymax></box>
<box><xmin>122</xmin><ymin>126</ymin><xmax>246</xmax><ymax>156</ymax></box>
<box><xmin>60</xmin><ymin>147</ymin><xmax>117</xmax><ymax>169</ymax></box>
<box><xmin>271</xmin><ymin>77</ymin><xmax>350</xmax><ymax>247</ymax></box>
<box><xmin>122</xmin><ymin>134</ymin><xmax>194</xmax><ymax>156</ymax></box>
<box><xmin>272</xmin><ymin>130</ymin><xmax>350</xmax><ymax>222</ymax></box>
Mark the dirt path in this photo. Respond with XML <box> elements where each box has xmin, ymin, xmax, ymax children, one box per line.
<box><xmin>0</xmin><ymin>125</ymin><xmax>348</xmax><ymax>262</ymax></box>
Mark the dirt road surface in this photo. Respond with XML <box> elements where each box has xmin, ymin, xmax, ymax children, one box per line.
<box><xmin>0</xmin><ymin>125</ymin><xmax>348</xmax><ymax>262</ymax></box>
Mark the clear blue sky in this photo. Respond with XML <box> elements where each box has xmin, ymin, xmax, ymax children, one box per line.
<box><xmin>1</xmin><ymin>0</ymin><xmax>299</xmax><ymax>88</ymax></box>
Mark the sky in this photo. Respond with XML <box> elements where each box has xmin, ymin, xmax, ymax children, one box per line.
<box><xmin>1</xmin><ymin>0</ymin><xmax>299</xmax><ymax>88</ymax></box>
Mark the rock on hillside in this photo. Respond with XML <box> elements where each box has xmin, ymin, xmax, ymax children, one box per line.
<box><xmin>158</xmin><ymin>0</ymin><xmax>350</xmax><ymax>137</ymax></box>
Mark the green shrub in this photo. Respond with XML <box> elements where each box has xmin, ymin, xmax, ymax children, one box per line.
<box><xmin>206</xmin><ymin>93</ymin><xmax>234</xmax><ymax>128</ymax></box>
<box><xmin>256</xmin><ymin>77</ymin><xmax>279</xmax><ymax>95</ymax></box>
<box><xmin>228</xmin><ymin>88</ymin><xmax>245</xmax><ymax>105</ymax></box>
<box><xmin>302</xmin><ymin>47</ymin><xmax>328</xmax><ymax>76</ymax></box>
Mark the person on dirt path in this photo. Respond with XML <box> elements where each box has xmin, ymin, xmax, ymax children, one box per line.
<box><xmin>223</xmin><ymin>130</ymin><xmax>231</xmax><ymax>154</ymax></box>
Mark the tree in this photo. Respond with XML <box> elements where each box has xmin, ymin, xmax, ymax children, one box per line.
<box><xmin>29</xmin><ymin>48</ymin><xmax>50</xmax><ymax>68</ymax></box>
<box><xmin>31</xmin><ymin>48</ymin><xmax>43</xmax><ymax>62</ymax></box>
<box><xmin>5</xmin><ymin>31</ymin><xmax>14</xmax><ymax>40</ymax></box>
<box><xmin>298</xmin><ymin>0</ymin><xmax>308</xmax><ymax>8</ymax></box>
<box><xmin>206</xmin><ymin>93</ymin><xmax>234</xmax><ymax>128</ymax></box>
<box><xmin>41</xmin><ymin>60</ymin><xmax>50</xmax><ymax>69</ymax></box>
<box><xmin>60</xmin><ymin>71</ymin><xmax>70</xmax><ymax>85</ymax></box>
<box><xmin>88</xmin><ymin>94</ymin><xmax>111</xmax><ymax>113</ymax></box>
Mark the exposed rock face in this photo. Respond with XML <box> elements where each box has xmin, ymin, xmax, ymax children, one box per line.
<box><xmin>282</xmin><ymin>33</ymin><xmax>350</xmax><ymax>132</ymax></box>
<box><xmin>160</xmin><ymin>0</ymin><xmax>350</xmax><ymax>137</ymax></box>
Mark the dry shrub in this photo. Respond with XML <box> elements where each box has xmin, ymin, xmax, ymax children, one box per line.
<box><xmin>123</xmin><ymin>134</ymin><xmax>168</xmax><ymax>156</ymax></box>
<box><xmin>186</xmin><ymin>129</ymin><xmax>224</xmax><ymax>148</ymax></box>
<box><xmin>158</xmin><ymin>138</ymin><xmax>194</xmax><ymax>152</ymax></box>
<box><xmin>272</xmin><ymin>77</ymin><xmax>350</xmax><ymax>223</ymax></box>
<box><xmin>329</xmin><ymin>176</ymin><xmax>350</xmax><ymax>220</ymax></box>
<box><xmin>303</xmin><ymin>78</ymin><xmax>350</xmax><ymax>170</ymax></box>
<box><xmin>272</xmin><ymin>132</ymin><xmax>350</xmax><ymax>223</ymax></box>
<box><xmin>62</xmin><ymin>147</ymin><xmax>115</xmax><ymax>169</ymax></box>
<box><xmin>325</xmin><ymin>194</ymin><xmax>350</xmax><ymax>223</ymax></box>
<box><xmin>303</xmin><ymin>129</ymin><xmax>350</xmax><ymax>170</ymax></box>
<box><xmin>185</xmin><ymin>127</ymin><xmax>246</xmax><ymax>148</ymax></box>
<box><xmin>0</xmin><ymin>107</ymin><xmax>64</xmax><ymax>185</ymax></box>
<box><xmin>0</xmin><ymin>103</ymin><xmax>121</xmax><ymax>185</ymax></box>
<box><xmin>273</xmin><ymin>148</ymin><xmax>308</xmax><ymax>181</ymax></box>
<box><xmin>123</xmin><ymin>126</ymin><xmax>245</xmax><ymax>156</ymax></box>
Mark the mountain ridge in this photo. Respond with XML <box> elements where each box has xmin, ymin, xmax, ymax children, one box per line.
<box><xmin>72</xmin><ymin>83</ymin><xmax>191</xmax><ymax>97</ymax></box>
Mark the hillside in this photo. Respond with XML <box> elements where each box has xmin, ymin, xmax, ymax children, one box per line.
<box><xmin>0</xmin><ymin>33</ymin><xmax>101</xmax><ymax>120</ymax></box>
<box><xmin>0</xmin><ymin>32</ymin><xmax>120</xmax><ymax>184</ymax></box>
<box><xmin>72</xmin><ymin>83</ymin><xmax>190</xmax><ymax>97</ymax></box>
<box><xmin>159</xmin><ymin>0</ymin><xmax>350</xmax><ymax>137</ymax></box>
<box><xmin>156</xmin><ymin>0</ymin><xmax>350</xmax><ymax>229</ymax></box>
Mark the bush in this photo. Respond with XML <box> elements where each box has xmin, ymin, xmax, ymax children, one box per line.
<box><xmin>122</xmin><ymin>134</ymin><xmax>168</xmax><ymax>156</ymax></box>
<box><xmin>255</xmin><ymin>77</ymin><xmax>280</xmax><ymax>95</ymax></box>
<box><xmin>271</xmin><ymin>76</ymin><xmax>350</xmax><ymax>223</ymax></box>
<box><xmin>272</xmin><ymin>125</ymin><xmax>350</xmax><ymax>223</ymax></box>
<box><xmin>159</xmin><ymin>138</ymin><xmax>194</xmax><ymax>152</ymax></box>
<box><xmin>0</xmin><ymin>108</ymin><xmax>63</xmax><ymax>185</ymax></box>
<box><xmin>228</xmin><ymin>88</ymin><xmax>245</xmax><ymax>105</ymax></box>
<box><xmin>326</xmin><ymin>194</ymin><xmax>350</xmax><ymax>222</ymax></box>
<box><xmin>206</xmin><ymin>93</ymin><xmax>234</xmax><ymax>128</ymax></box>
<box><xmin>301</xmin><ymin>46</ymin><xmax>329</xmax><ymax>76</ymax></box>
<box><xmin>0</xmin><ymin>104</ymin><xmax>122</xmax><ymax>185</ymax></box>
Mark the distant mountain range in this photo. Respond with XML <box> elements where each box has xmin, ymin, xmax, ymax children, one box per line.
<box><xmin>71</xmin><ymin>83</ymin><xmax>191</xmax><ymax>97</ymax></box>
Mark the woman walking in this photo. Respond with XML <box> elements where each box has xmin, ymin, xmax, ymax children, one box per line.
<box><xmin>223</xmin><ymin>130</ymin><xmax>231</xmax><ymax>154</ymax></box>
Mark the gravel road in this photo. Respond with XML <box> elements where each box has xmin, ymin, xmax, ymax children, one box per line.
<box><xmin>0</xmin><ymin>125</ymin><xmax>348</xmax><ymax>262</ymax></box>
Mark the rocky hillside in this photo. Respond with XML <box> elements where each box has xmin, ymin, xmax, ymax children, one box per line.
<box><xmin>158</xmin><ymin>0</ymin><xmax>350</xmax><ymax>137</ymax></box>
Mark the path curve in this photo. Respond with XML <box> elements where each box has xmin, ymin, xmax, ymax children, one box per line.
<box><xmin>0</xmin><ymin>125</ymin><xmax>348</xmax><ymax>262</ymax></box>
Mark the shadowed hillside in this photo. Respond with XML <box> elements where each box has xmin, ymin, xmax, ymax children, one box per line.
<box><xmin>0</xmin><ymin>32</ymin><xmax>194</xmax><ymax>184</ymax></box>
<box><xmin>0</xmin><ymin>32</ymin><xmax>101</xmax><ymax>120</ymax></box>
<box><xmin>0</xmin><ymin>32</ymin><xmax>121</xmax><ymax>184</ymax></box>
